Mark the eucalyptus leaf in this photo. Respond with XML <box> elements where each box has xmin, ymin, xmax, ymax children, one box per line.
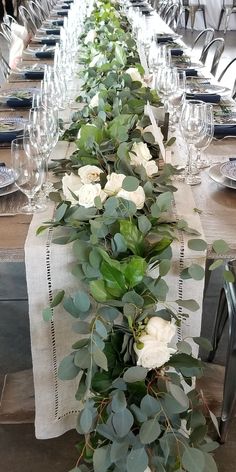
<box><xmin>182</xmin><ymin>447</ymin><xmax>205</xmax><ymax>472</ymax></box>
<box><xmin>212</xmin><ymin>239</ymin><xmax>229</xmax><ymax>254</ymax></box>
<box><xmin>58</xmin><ymin>354</ymin><xmax>80</xmax><ymax>380</ymax></box>
<box><xmin>111</xmin><ymin>390</ymin><xmax>127</xmax><ymax>413</ymax></box>
<box><xmin>93</xmin><ymin>445</ymin><xmax>111</xmax><ymax>472</ymax></box>
<box><xmin>112</xmin><ymin>408</ymin><xmax>134</xmax><ymax>437</ymax></box>
<box><xmin>79</xmin><ymin>407</ymin><xmax>93</xmax><ymax>433</ymax></box>
<box><xmin>126</xmin><ymin>447</ymin><xmax>148</xmax><ymax>472</ymax></box>
<box><xmin>140</xmin><ymin>418</ymin><xmax>161</xmax><ymax>444</ymax></box>
<box><xmin>188</xmin><ymin>239</ymin><xmax>207</xmax><ymax>251</ymax></box>
<box><xmin>122</xmin><ymin>176</ymin><xmax>140</xmax><ymax>192</ymax></box>
<box><xmin>93</xmin><ymin>346</ymin><xmax>108</xmax><ymax>371</ymax></box>
<box><xmin>123</xmin><ymin>366</ymin><xmax>148</xmax><ymax>383</ymax></box>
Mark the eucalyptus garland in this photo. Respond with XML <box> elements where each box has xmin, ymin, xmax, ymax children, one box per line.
<box><xmin>39</xmin><ymin>1</ymin><xmax>226</xmax><ymax>471</ymax></box>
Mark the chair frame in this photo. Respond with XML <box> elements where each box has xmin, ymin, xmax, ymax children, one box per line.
<box><xmin>181</xmin><ymin>0</ymin><xmax>207</xmax><ymax>30</ymax></box>
<box><xmin>192</xmin><ymin>28</ymin><xmax>214</xmax><ymax>59</ymax></box>
<box><xmin>218</xmin><ymin>57</ymin><xmax>236</xmax><ymax>100</ymax></box>
<box><xmin>200</xmin><ymin>38</ymin><xmax>225</xmax><ymax>77</ymax></box>
<box><xmin>218</xmin><ymin>0</ymin><xmax>236</xmax><ymax>34</ymax></box>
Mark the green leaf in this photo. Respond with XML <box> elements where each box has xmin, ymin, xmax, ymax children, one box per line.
<box><xmin>122</xmin><ymin>290</ymin><xmax>144</xmax><ymax>307</ymax></box>
<box><xmin>182</xmin><ymin>447</ymin><xmax>205</xmax><ymax>472</ymax></box>
<box><xmin>124</xmin><ymin>256</ymin><xmax>147</xmax><ymax>288</ymax></box>
<box><xmin>156</xmin><ymin>191</ymin><xmax>173</xmax><ymax>212</ymax></box>
<box><xmin>188</xmin><ymin>239</ymin><xmax>207</xmax><ymax>251</ymax></box>
<box><xmin>120</xmin><ymin>220</ymin><xmax>144</xmax><ymax>255</ymax></box>
<box><xmin>202</xmin><ymin>452</ymin><xmax>218</xmax><ymax>472</ymax></box>
<box><xmin>112</xmin><ymin>408</ymin><xmax>134</xmax><ymax>437</ymax></box>
<box><xmin>55</xmin><ymin>202</ymin><xmax>68</xmax><ymax>221</ymax></box>
<box><xmin>138</xmin><ymin>215</ymin><xmax>152</xmax><ymax>234</ymax></box>
<box><xmin>212</xmin><ymin>239</ymin><xmax>230</xmax><ymax>254</ymax></box>
<box><xmin>188</xmin><ymin>264</ymin><xmax>205</xmax><ymax>280</ymax></box>
<box><xmin>159</xmin><ymin>259</ymin><xmax>171</xmax><ymax>276</ymax></box>
<box><xmin>209</xmin><ymin>259</ymin><xmax>224</xmax><ymax>271</ymax></box>
<box><xmin>74</xmin><ymin>290</ymin><xmax>90</xmax><ymax>312</ymax></box>
<box><xmin>163</xmin><ymin>392</ymin><xmax>189</xmax><ymax>414</ymax></box>
<box><xmin>140</xmin><ymin>417</ymin><xmax>161</xmax><ymax>444</ymax></box>
<box><xmin>193</xmin><ymin>337</ymin><xmax>212</xmax><ymax>352</ymax></box>
<box><xmin>58</xmin><ymin>354</ymin><xmax>80</xmax><ymax>380</ymax></box>
<box><xmin>73</xmin><ymin>321</ymin><xmax>90</xmax><ymax>334</ymax></box>
<box><xmin>63</xmin><ymin>296</ymin><xmax>81</xmax><ymax>318</ymax></box>
<box><xmin>79</xmin><ymin>407</ymin><xmax>93</xmax><ymax>434</ymax></box>
<box><xmin>93</xmin><ymin>446</ymin><xmax>111</xmax><ymax>472</ymax></box>
<box><xmin>50</xmin><ymin>290</ymin><xmax>65</xmax><ymax>308</ymax></box>
<box><xmin>167</xmin><ymin>383</ymin><xmax>189</xmax><ymax>409</ymax></box>
<box><xmin>93</xmin><ymin>346</ymin><xmax>108</xmax><ymax>371</ymax></box>
<box><xmin>95</xmin><ymin>320</ymin><xmax>107</xmax><ymax>339</ymax></box>
<box><xmin>92</xmin><ymin>371</ymin><xmax>112</xmax><ymax>393</ymax></box>
<box><xmin>209</xmin><ymin>409</ymin><xmax>220</xmax><ymax>436</ymax></box>
<box><xmin>115</xmin><ymin>44</ymin><xmax>127</xmax><ymax>66</ymax></box>
<box><xmin>223</xmin><ymin>269</ymin><xmax>235</xmax><ymax>283</ymax></box>
<box><xmin>111</xmin><ymin>390</ymin><xmax>127</xmax><ymax>413</ymax></box>
<box><xmin>90</xmin><ymin>280</ymin><xmax>110</xmax><ymax>302</ymax></box>
<box><xmin>130</xmin><ymin>404</ymin><xmax>147</xmax><ymax>423</ymax></box>
<box><xmin>176</xmin><ymin>299</ymin><xmax>200</xmax><ymax>312</ymax></box>
<box><xmin>122</xmin><ymin>176</ymin><xmax>140</xmax><ymax>192</ymax></box>
<box><xmin>140</xmin><ymin>394</ymin><xmax>161</xmax><ymax>417</ymax></box>
<box><xmin>100</xmin><ymin>261</ymin><xmax>126</xmax><ymax>291</ymax></box>
<box><xmin>74</xmin><ymin>348</ymin><xmax>91</xmax><ymax>369</ymax></box>
<box><xmin>98</xmin><ymin>306</ymin><xmax>121</xmax><ymax>321</ymax></box>
<box><xmin>126</xmin><ymin>447</ymin><xmax>148</xmax><ymax>472</ymax></box>
<box><xmin>42</xmin><ymin>306</ymin><xmax>53</xmax><ymax>322</ymax></box>
<box><xmin>112</xmin><ymin>233</ymin><xmax>127</xmax><ymax>254</ymax></box>
<box><xmin>110</xmin><ymin>441</ymin><xmax>129</xmax><ymax>463</ymax></box>
<box><xmin>123</xmin><ymin>366</ymin><xmax>148</xmax><ymax>383</ymax></box>
<box><xmin>177</xmin><ymin>340</ymin><xmax>192</xmax><ymax>355</ymax></box>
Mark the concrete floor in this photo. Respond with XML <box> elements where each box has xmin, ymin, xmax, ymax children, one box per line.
<box><xmin>0</xmin><ymin>21</ymin><xmax>236</xmax><ymax>472</ymax></box>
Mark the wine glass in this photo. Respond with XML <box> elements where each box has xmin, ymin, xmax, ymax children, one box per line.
<box><xmin>179</xmin><ymin>100</ymin><xmax>206</xmax><ymax>185</ymax></box>
<box><xmin>156</xmin><ymin>66</ymin><xmax>178</xmax><ymax>112</ymax></box>
<box><xmin>11</xmin><ymin>137</ymin><xmax>45</xmax><ymax>214</ymax></box>
<box><xmin>168</xmin><ymin>70</ymin><xmax>186</xmax><ymax>130</ymax></box>
<box><xmin>195</xmin><ymin>104</ymin><xmax>214</xmax><ymax>169</ymax></box>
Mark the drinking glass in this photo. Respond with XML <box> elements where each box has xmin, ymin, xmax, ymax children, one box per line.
<box><xmin>156</xmin><ymin>66</ymin><xmax>178</xmax><ymax>111</ymax></box>
<box><xmin>195</xmin><ymin>104</ymin><xmax>214</xmax><ymax>169</ymax></box>
<box><xmin>179</xmin><ymin>100</ymin><xmax>206</xmax><ymax>185</ymax></box>
<box><xmin>11</xmin><ymin>137</ymin><xmax>45</xmax><ymax>214</ymax></box>
<box><xmin>168</xmin><ymin>70</ymin><xmax>186</xmax><ymax>129</ymax></box>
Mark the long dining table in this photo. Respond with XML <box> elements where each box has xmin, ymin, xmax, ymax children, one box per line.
<box><xmin>1</xmin><ymin>0</ymin><xmax>236</xmax><ymax>439</ymax></box>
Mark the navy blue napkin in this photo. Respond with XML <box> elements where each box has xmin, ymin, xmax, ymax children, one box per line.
<box><xmin>183</xmin><ymin>68</ymin><xmax>198</xmax><ymax>77</ymax></box>
<box><xmin>171</xmin><ymin>48</ymin><xmax>183</xmax><ymax>56</ymax></box>
<box><xmin>61</xmin><ymin>4</ymin><xmax>70</xmax><ymax>8</ymax></box>
<box><xmin>156</xmin><ymin>36</ymin><xmax>173</xmax><ymax>44</ymax></box>
<box><xmin>186</xmin><ymin>93</ymin><xmax>221</xmax><ymax>103</ymax></box>
<box><xmin>52</xmin><ymin>20</ymin><xmax>63</xmax><ymax>26</ymax></box>
<box><xmin>6</xmin><ymin>98</ymin><xmax>32</xmax><ymax>108</ymax></box>
<box><xmin>57</xmin><ymin>10</ymin><xmax>68</xmax><ymax>16</ymax></box>
<box><xmin>46</xmin><ymin>29</ymin><xmax>60</xmax><ymax>35</ymax></box>
<box><xmin>214</xmin><ymin>125</ymin><xmax>236</xmax><ymax>137</ymax></box>
<box><xmin>24</xmin><ymin>71</ymin><xmax>44</xmax><ymax>80</ymax></box>
<box><xmin>35</xmin><ymin>50</ymin><xmax>54</xmax><ymax>59</ymax></box>
<box><xmin>41</xmin><ymin>38</ymin><xmax>57</xmax><ymax>46</ymax></box>
<box><xmin>0</xmin><ymin>130</ymin><xmax>22</xmax><ymax>142</ymax></box>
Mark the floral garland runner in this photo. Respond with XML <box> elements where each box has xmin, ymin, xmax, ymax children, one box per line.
<box><xmin>38</xmin><ymin>1</ymin><xmax>230</xmax><ymax>470</ymax></box>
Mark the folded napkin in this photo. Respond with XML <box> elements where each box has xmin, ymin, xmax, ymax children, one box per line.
<box><xmin>41</xmin><ymin>39</ymin><xmax>57</xmax><ymax>46</ymax></box>
<box><xmin>61</xmin><ymin>4</ymin><xmax>70</xmax><ymax>8</ymax></box>
<box><xmin>46</xmin><ymin>29</ymin><xmax>60</xmax><ymax>35</ymax></box>
<box><xmin>64</xmin><ymin>0</ymin><xmax>73</xmax><ymax>3</ymax></box>
<box><xmin>0</xmin><ymin>130</ymin><xmax>22</xmax><ymax>142</ymax></box>
<box><xmin>57</xmin><ymin>10</ymin><xmax>68</xmax><ymax>16</ymax></box>
<box><xmin>35</xmin><ymin>50</ymin><xmax>54</xmax><ymax>59</ymax></box>
<box><xmin>6</xmin><ymin>98</ymin><xmax>32</xmax><ymax>108</ymax></box>
<box><xmin>186</xmin><ymin>93</ymin><xmax>221</xmax><ymax>104</ymax></box>
<box><xmin>156</xmin><ymin>36</ymin><xmax>173</xmax><ymax>44</ymax></box>
<box><xmin>183</xmin><ymin>68</ymin><xmax>198</xmax><ymax>77</ymax></box>
<box><xmin>24</xmin><ymin>71</ymin><xmax>44</xmax><ymax>80</ymax></box>
<box><xmin>171</xmin><ymin>49</ymin><xmax>183</xmax><ymax>56</ymax></box>
<box><xmin>52</xmin><ymin>20</ymin><xmax>64</xmax><ymax>26</ymax></box>
<box><xmin>214</xmin><ymin>125</ymin><xmax>236</xmax><ymax>138</ymax></box>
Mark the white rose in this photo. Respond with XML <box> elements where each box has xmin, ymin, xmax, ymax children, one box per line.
<box><xmin>89</xmin><ymin>92</ymin><xmax>99</xmax><ymax>108</ymax></box>
<box><xmin>135</xmin><ymin>334</ymin><xmax>175</xmax><ymax>369</ymax></box>
<box><xmin>84</xmin><ymin>29</ymin><xmax>97</xmax><ymax>44</ymax></box>
<box><xmin>126</xmin><ymin>67</ymin><xmax>143</xmax><ymax>83</ymax></box>
<box><xmin>62</xmin><ymin>173</ymin><xmax>82</xmax><ymax>204</ymax></box>
<box><xmin>129</xmin><ymin>142</ymin><xmax>152</xmax><ymax>167</ymax></box>
<box><xmin>78</xmin><ymin>165</ymin><xmax>102</xmax><ymax>184</ymax></box>
<box><xmin>117</xmin><ymin>186</ymin><xmax>145</xmax><ymax>210</ymax></box>
<box><xmin>89</xmin><ymin>53</ymin><xmax>106</xmax><ymax>68</ymax></box>
<box><xmin>104</xmin><ymin>172</ymin><xmax>126</xmax><ymax>195</ymax></box>
<box><xmin>77</xmin><ymin>183</ymin><xmax>107</xmax><ymax>208</ymax></box>
<box><xmin>144</xmin><ymin>160</ymin><xmax>158</xmax><ymax>177</ymax></box>
<box><xmin>146</xmin><ymin>317</ymin><xmax>176</xmax><ymax>344</ymax></box>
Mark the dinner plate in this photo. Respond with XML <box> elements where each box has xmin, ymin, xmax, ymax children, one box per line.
<box><xmin>220</xmin><ymin>161</ymin><xmax>236</xmax><ymax>181</ymax></box>
<box><xmin>0</xmin><ymin>117</ymin><xmax>25</xmax><ymax>133</ymax></box>
<box><xmin>0</xmin><ymin>182</ymin><xmax>18</xmax><ymax>197</ymax></box>
<box><xmin>209</xmin><ymin>163</ymin><xmax>236</xmax><ymax>190</ymax></box>
<box><xmin>186</xmin><ymin>84</ymin><xmax>230</xmax><ymax>95</ymax></box>
<box><xmin>0</xmin><ymin>88</ymin><xmax>35</xmax><ymax>101</ymax></box>
<box><xmin>0</xmin><ymin>167</ymin><xmax>16</xmax><ymax>189</ymax></box>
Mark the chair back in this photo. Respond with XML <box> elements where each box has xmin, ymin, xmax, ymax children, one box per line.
<box><xmin>18</xmin><ymin>5</ymin><xmax>37</xmax><ymax>34</ymax></box>
<box><xmin>194</xmin><ymin>28</ymin><xmax>214</xmax><ymax>58</ymax></box>
<box><xmin>1</xmin><ymin>24</ymin><xmax>12</xmax><ymax>44</ymax></box>
<box><xmin>0</xmin><ymin>47</ymin><xmax>11</xmax><ymax>81</ymax></box>
<box><xmin>218</xmin><ymin>57</ymin><xmax>236</xmax><ymax>100</ymax></box>
<box><xmin>200</xmin><ymin>38</ymin><xmax>225</xmax><ymax>76</ymax></box>
<box><xmin>163</xmin><ymin>3</ymin><xmax>178</xmax><ymax>27</ymax></box>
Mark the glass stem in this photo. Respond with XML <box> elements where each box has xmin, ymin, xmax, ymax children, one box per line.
<box><xmin>196</xmin><ymin>148</ymin><xmax>201</xmax><ymax>169</ymax></box>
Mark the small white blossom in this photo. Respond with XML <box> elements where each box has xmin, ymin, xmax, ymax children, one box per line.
<box><xmin>84</xmin><ymin>29</ymin><xmax>97</xmax><ymax>44</ymax></box>
<box><xmin>117</xmin><ymin>186</ymin><xmax>145</xmax><ymax>209</ymax></box>
<box><xmin>104</xmin><ymin>172</ymin><xmax>126</xmax><ymax>195</ymax></box>
<box><xmin>78</xmin><ymin>165</ymin><xmax>102</xmax><ymax>184</ymax></box>
<box><xmin>77</xmin><ymin>183</ymin><xmax>107</xmax><ymax>208</ymax></box>
<box><xmin>62</xmin><ymin>173</ymin><xmax>82</xmax><ymax>204</ymax></box>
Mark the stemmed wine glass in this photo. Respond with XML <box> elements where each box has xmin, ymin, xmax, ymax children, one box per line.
<box><xmin>179</xmin><ymin>100</ymin><xmax>206</xmax><ymax>185</ymax></box>
<box><xmin>155</xmin><ymin>66</ymin><xmax>178</xmax><ymax>112</ymax></box>
<box><xmin>168</xmin><ymin>70</ymin><xmax>186</xmax><ymax>130</ymax></box>
<box><xmin>11</xmin><ymin>137</ymin><xmax>45</xmax><ymax>214</ymax></box>
<box><xmin>195</xmin><ymin>104</ymin><xmax>214</xmax><ymax>169</ymax></box>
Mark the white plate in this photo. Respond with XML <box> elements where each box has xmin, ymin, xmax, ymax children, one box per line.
<box><xmin>187</xmin><ymin>84</ymin><xmax>230</xmax><ymax>95</ymax></box>
<box><xmin>220</xmin><ymin>161</ymin><xmax>236</xmax><ymax>181</ymax></box>
<box><xmin>0</xmin><ymin>182</ymin><xmax>18</xmax><ymax>197</ymax></box>
<box><xmin>0</xmin><ymin>168</ymin><xmax>16</xmax><ymax>189</ymax></box>
<box><xmin>209</xmin><ymin>163</ymin><xmax>236</xmax><ymax>190</ymax></box>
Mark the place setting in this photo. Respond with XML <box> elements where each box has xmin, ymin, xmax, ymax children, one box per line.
<box><xmin>209</xmin><ymin>159</ymin><xmax>236</xmax><ymax>190</ymax></box>
<box><xmin>0</xmin><ymin>89</ymin><xmax>37</xmax><ymax>109</ymax></box>
<box><xmin>23</xmin><ymin>45</ymin><xmax>56</xmax><ymax>59</ymax></box>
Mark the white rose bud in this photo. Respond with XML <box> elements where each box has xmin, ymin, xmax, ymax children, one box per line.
<box><xmin>126</xmin><ymin>67</ymin><xmax>143</xmax><ymax>83</ymax></box>
<box><xmin>135</xmin><ymin>334</ymin><xmax>175</xmax><ymax>369</ymax></box>
<box><xmin>78</xmin><ymin>165</ymin><xmax>102</xmax><ymax>184</ymax></box>
<box><xmin>62</xmin><ymin>173</ymin><xmax>82</xmax><ymax>204</ymax></box>
<box><xmin>89</xmin><ymin>92</ymin><xmax>99</xmax><ymax>108</ymax></box>
<box><xmin>84</xmin><ymin>29</ymin><xmax>97</xmax><ymax>44</ymax></box>
<box><xmin>104</xmin><ymin>172</ymin><xmax>126</xmax><ymax>195</ymax></box>
<box><xmin>129</xmin><ymin>142</ymin><xmax>152</xmax><ymax>168</ymax></box>
<box><xmin>146</xmin><ymin>317</ymin><xmax>176</xmax><ymax>343</ymax></box>
<box><xmin>144</xmin><ymin>160</ymin><xmax>159</xmax><ymax>177</ymax></box>
<box><xmin>77</xmin><ymin>183</ymin><xmax>107</xmax><ymax>208</ymax></box>
<box><xmin>117</xmin><ymin>186</ymin><xmax>145</xmax><ymax>210</ymax></box>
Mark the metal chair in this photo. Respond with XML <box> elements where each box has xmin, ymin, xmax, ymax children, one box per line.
<box><xmin>200</xmin><ymin>38</ymin><xmax>225</xmax><ymax>77</ymax></box>
<box><xmin>163</xmin><ymin>3</ymin><xmax>181</xmax><ymax>29</ymax></box>
<box><xmin>218</xmin><ymin>0</ymin><xmax>236</xmax><ymax>34</ymax></box>
<box><xmin>0</xmin><ymin>48</ymin><xmax>11</xmax><ymax>81</ymax></box>
<box><xmin>18</xmin><ymin>5</ymin><xmax>37</xmax><ymax>34</ymax></box>
<box><xmin>218</xmin><ymin>58</ymin><xmax>236</xmax><ymax>100</ymax></box>
<box><xmin>208</xmin><ymin>260</ymin><xmax>236</xmax><ymax>443</ymax></box>
<box><xmin>192</xmin><ymin>28</ymin><xmax>214</xmax><ymax>59</ymax></box>
<box><xmin>1</xmin><ymin>23</ymin><xmax>12</xmax><ymax>45</ymax></box>
<box><xmin>181</xmin><ymin>0</ymin><xmax>207</xmax><ymax>30</ymax></box>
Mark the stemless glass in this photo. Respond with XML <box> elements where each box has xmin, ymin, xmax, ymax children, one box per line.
<box><xmin>195</xmin><ymin>103</ymin><xmax>214</xmax><ymax>169</ymax></box>
<box><xmin>11</xmin><ymin>137</ymin><xmax>45</xmax><ymax>214</ymax></box>
<box><xmin>180</xmin><ymin>100</ymin><xmax>206</xmax><ymax>185</ymax></box>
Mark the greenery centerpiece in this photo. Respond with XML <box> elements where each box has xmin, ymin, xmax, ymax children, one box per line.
<box><xmin>39</xmin><ymin>1</ymin><xmax>233</xmax><ymax>470</ymax></box>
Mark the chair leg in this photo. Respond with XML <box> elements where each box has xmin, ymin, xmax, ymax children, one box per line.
<box><xmin>202</xmin><ymin>8</ymin><xmax>207</xmax><ymax>29</ymax></box>
<box><xmin>190</xmin><ymin>7</ymin><xmax>195</xmax><ymax>30</ymax></box>
<box><xmin>224</xmin><ymin>8</ymin><xmax>232</xmax><ymax>34</ymax></box>
<box><xmin>184</xmin><ymin>9</ymin><xmax>189</xmax><ymax>29</ymax></box>
<box><xmin>218</xmin><ymin>8</ymin><xmax>225</xmax><ymax>30</ymax></box>
<box><xmin>208</xmin><ymin>289</ymin><xmax>228</xmax><ymax>363</ymax></box>
<box><xmin>219</xmin><ymin>316</ymin><xmax>236</xmax><ymax>443</ymax></box>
